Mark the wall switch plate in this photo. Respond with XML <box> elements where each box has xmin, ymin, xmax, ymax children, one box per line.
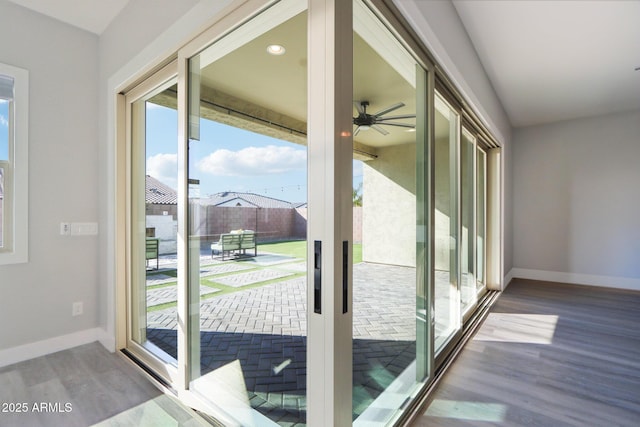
<box><xmin>72</xmin><ymin>302</ymin><xmax>83</xmax><ymax>316</ymax></box>
<box><xmin>70</xmin><ymin>222</ymin><xmax>98</xmax><ymax>236</ymax></box>
<box><xmin>60</xmin><ymin>222</ymin><xmax>71</xmax><ymax>236</ymax></box>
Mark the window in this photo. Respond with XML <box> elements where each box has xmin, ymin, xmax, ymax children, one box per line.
<box><xmin>0</xmin><ymin>62</ymin><xmax>28</xmax><ymax>264</ymax></box>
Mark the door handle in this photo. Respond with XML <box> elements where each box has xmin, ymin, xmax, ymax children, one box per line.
<box><xmin>343</xmin><ymin>240</ymin><xmax>348</xmax><ymax>314</ymax></box>
<box><xmin>314</xmin><ymin>240</ymin><xmax>321</xmax><ymax>314</ymax></box>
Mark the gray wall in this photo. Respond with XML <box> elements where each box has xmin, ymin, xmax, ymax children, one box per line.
<box><xmin>0</xmin><ymin>2</ymin><xmax>99</xmax><ymax>350</ymax></box>
<box><xmin>503</xmin><ymin>136</ymin><xmax>513</xmax><ymax>279</ymax></box>
<box><xmin>513</xmin><ymin>110</ymin><xmax>640</xmax><ymax>286</ymax></box>
<box><xmin>98</xmin><ymin>0</ymin><xmax>199</xmax><ymax>79</ymax></box>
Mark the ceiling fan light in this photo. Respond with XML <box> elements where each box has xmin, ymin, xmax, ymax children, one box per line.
<box><xmin>359</xmin><ymin>125</ymin><xmax>370</xmax><ymax>131</ymax></box>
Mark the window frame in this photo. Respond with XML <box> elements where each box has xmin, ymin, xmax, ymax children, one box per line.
<box><xmin>0</xmin><ymin>62</ymin><xmax>28</xmax><ymax>265</ymax></box>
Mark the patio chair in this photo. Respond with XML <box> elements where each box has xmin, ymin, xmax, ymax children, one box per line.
<box><xmin>146</xmin><ymin>238</ymin><xmax>159</xmax><ymax>269</ymax></box>
<box><xmin>211</xmin><ymin>233</ymin><xmax>241</xmax><ymax>260</ymax></box>
<box><xmin>239</xmin><ymin>230</ymin><xmax>257</xmax><ymax>257</ymax></box>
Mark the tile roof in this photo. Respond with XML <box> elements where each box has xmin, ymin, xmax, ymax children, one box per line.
<box><xmin>146</xmin><ymin>175</ymin><xmax>177</xmax><ymax>205</ymax></box>
<box><xmin>202</xmin><ymin>192</ymin><xmax>295</xmax><ymax>209</ymax></box>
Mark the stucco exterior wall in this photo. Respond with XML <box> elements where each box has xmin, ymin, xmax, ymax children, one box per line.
<box><xmin>146</xmin><ymin>215</ymin><xmax>177</xmax><ymax>254</ymax></box>
<box><xmin>362</xmin><ymin>143</ymin><xmax>416</xmax><ymax>267</ymax></box>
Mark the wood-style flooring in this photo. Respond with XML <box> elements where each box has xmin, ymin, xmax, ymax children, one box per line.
<box><xmin>0</xmin><ymin>342</ymin><xmax>209</xmax><ymax>427</ymax></box>
<box><xmin>412</xmin><ymin>278</ymin><xmax>640</xmax><ymax>427</ymax></box>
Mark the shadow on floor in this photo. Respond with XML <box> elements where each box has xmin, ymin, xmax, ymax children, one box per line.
<box><xmin>147</xmin><ymin>328</ymin><xmax>415</xmax><ymax>425</ymax></box>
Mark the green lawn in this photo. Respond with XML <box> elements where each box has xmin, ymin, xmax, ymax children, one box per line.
<box><xmin>259</xmin><ymin>240</ymin><xmax>362</xmax><ymax>264</ymax></box>
<box><xmin>146</xmin><ymin>240</ymin><xmax>363</xmax><ymax>313</ymax></box>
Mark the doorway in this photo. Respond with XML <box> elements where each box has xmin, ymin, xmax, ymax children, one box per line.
<box><xmin>119</xmin><ymin>1</ymin><xmax>500</xmax><ymax>426</ymax></box>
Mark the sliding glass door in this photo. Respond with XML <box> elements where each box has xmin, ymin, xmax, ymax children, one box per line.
<box><xmin>351</xmin><ymin>1</ymin><xmax>429</xmax><ymax>424</ymax></box>
<box><xmin>460</xmin><ymin>129</ymin><xmax>476</xmax><ymax>316</ymax></box>
<box><xmin>126</xmin><ymin>62</ymin><xmax>179</xmax><ymax>381</ymax></box>
<box><xmin>185</xmin><ymin>2</ymin><xmax>309</xmax><ymax>424</ymax></box>
<box><xmin>461</xmin><ymin>128</ymin><xmax>488</xmax><ymax>317</ymax></box>
<box><xmin>433</xmin><ymin>93</ymin><xmax>459</xmax><ymax>354</ymax></box>
<box><xmin>121</xmin><ymin>1</ymin><xmax>498</xmax><ymax>425</ymax></box>
<box><xmin>476</xmin><ymin>147</ymin><xmax>487</xmax><ymax>295</ymax></box>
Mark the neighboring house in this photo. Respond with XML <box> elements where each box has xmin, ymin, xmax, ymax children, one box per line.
<box><xmin>203</xmin><ymin>191</ymin><xmax>297</xmax><ymax>209</ymax></box>
<box><xmin>145</xmin><ymin>175</ymin><xmax>177</xmax><ymax>218</ymax></box>
<box><xmin>197</xmin><ymin>192</ymin><xmax>306</xmax><ymax>242</ymax></box>
<box><xmin>145</xmin><ymin>175</ymin><xmax>177</xmax><ymax>254</ymax></box>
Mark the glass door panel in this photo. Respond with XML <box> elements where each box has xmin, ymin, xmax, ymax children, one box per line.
<box><xmin>129</xmin><ymin>75</ymin><xmax>179</xmax><ymax>373</ymax></box>
<box><xmin>352</xmin><ymin>2</ymin><xmax>427</xmax><ymax>422</ymax></box>
<box><xmin>460</xmin><ymin>129</ymin><xmax>476</xmax><ymax>316</ymax></box>
<box><xmin>187</xmin><ymin>3</ymin><xmax>308</xmax><ymax>425</ymax></box>
<box><xmin>0</xmin><ymin>90</ymin><xmax>11</xmax><ymax>249</ymax></box>
<box><xmin>476</xmin><ymin>147</ymin><xmax>487</xmax><ymax>294</ymax></box>
<box><xmin>433</xmin><ymin>93</ymin><xmax>459</xmax><ymax>354</ymax></box>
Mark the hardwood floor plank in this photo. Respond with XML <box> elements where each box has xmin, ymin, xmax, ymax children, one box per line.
<box><xmin>413</xmin><ymin>279</ymin><xmax>640</xmax><ymax>427</ymax></box>
<box><xmin>0</xmin><ymin>342</ymin><xmax>208</xmax><ymax>427</ymax></box>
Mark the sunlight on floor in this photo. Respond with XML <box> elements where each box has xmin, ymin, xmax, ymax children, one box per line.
<box><xmin>473</xmin><ymin>313</ymin><xmax>559</xmax><ymax>344</ymax></box>
<box><xmin>425</xmin><ymin>399</ymin><xmax>507</xmax><ymax>422</ymax></box>
<box><xmin>92</xmin><ymin>395</ymin><xmax>209</xmax><ymax>426</ymax></box>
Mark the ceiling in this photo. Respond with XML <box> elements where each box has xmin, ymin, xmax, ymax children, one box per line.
<box><xmin>7</xmin><ymin>0</ymin><xmax>130</xmax><ymax>34</ymax></box>
<box><xmin>8</xmin><ymin>0</ymin><xmax>639</xmax><ymax>128</ymax></box>
<box><xmin>198</xmin><ymin>5</ymin><xmax>417</xmax><ymax>150</ymax></box>
<box><xmin>452</xmin><ymin>0</ymin><xmax>640</xmax><ymax>127</ymax></box>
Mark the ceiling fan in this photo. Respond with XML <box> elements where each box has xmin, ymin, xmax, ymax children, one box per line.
<box><xmin>353</xmin><ymin>100</ymin><xmax>415</xmax><ymax>136</ymax></box>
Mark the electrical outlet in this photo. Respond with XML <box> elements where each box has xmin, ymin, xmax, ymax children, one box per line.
<box><xmin>72</xmin><ymin>302</ymin><xmax>83</xmax><ymax>316</ymax></box>
<box><xmin>60</xmin><ymin>222</ymin><xmax>71</xmax><ymax>236</ymax></box>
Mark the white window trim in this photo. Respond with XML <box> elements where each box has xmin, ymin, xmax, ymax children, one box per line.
<box><xmin>0</xmin><ymin>62</ymin><xmax>28</xmax><ymax>265</ymax></box>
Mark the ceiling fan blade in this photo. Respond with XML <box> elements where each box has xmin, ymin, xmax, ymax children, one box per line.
<box><xmin>373</xmin><ymin>102</ymin><xmax>405</xmax><ymax>117</ymax></box>
<box><xmin>376</xmin><ymin>114</ymin><xmax>416</xmax><ymax>121</ymax></box>
<box><xmin>379</xmin><ymin>122</ymin><xmax>415</xmax><ymax>129</ymax></box>
<box><xmin>354</xmin><ymin>125</ymin><xmax>361</xmax><ymax>136</ymax></box>
<box><xmin>371</xmin><ymin>124</ymin><xmax>389</xmax><ymax>135</ymax></box>
<box><xmin>354</xmin><ymin>101</ymin><xmax>365</xmax><ymax>115</ymax></box>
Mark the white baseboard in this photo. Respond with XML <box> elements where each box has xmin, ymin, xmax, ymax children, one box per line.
<box><xmin>0</xmin><ymin>327</ymin><xmax>111</xmax><ymax>368</ymax></box>
<box><xmin>511</xmin><ymin>268</ymin><xmax>640</xmax><ymax>291</ymax></box>
<box><xmin>98</xmin><ymin>333</ymin><xmax>116</xmax><ymax>353</ymax></box>
<box><xmin>503</xmin><ymin>269</ymin><xmax>515</xmax><ymax>288</ymax></box>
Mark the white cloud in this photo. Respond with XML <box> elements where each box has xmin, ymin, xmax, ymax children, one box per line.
<box><xmin>147</xmin><ymin>153</ymin><xmax>177</xmax><ymax>189</ymax></box>
<box><xmin>197</xmin><ymin>145</ymin><xmax>306</xmax><ymax>176</ymax></box>
<box><xmin>0</xmin><ymin>114</ymin><xmax>8</xmax><ymax>128</ymax></box>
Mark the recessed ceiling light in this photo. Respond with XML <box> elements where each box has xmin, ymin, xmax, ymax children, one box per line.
<box><xmin>267</xmin><ymin>45</ymin><xmax>286</xmax><ymax>55</ymax></box>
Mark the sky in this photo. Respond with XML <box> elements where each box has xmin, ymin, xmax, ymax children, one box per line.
<box><xmin>0</xmin><ymin>100</ymin><xmax>363</xmax><ymax>203</ymax></box>
<box><xmin>146</xmin><ymin>102</ymin><xmax>363</xmax><ymax>204</ymax></box>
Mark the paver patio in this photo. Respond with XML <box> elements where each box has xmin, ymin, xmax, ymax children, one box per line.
<box><xmin>143</xmin><ymin>252</ymin><xmax>451</xmax><ymax>425</ymax></box>
<box><xmin>147</xmin><ymin>252</ymin><xmax>415</xmax><ymax>425</ymax></box>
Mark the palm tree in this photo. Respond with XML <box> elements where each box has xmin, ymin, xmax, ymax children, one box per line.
<box><xmin>353</xmin><ymin>183</ymin><xmax>363</xmax><ymax>206</ymax></box>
